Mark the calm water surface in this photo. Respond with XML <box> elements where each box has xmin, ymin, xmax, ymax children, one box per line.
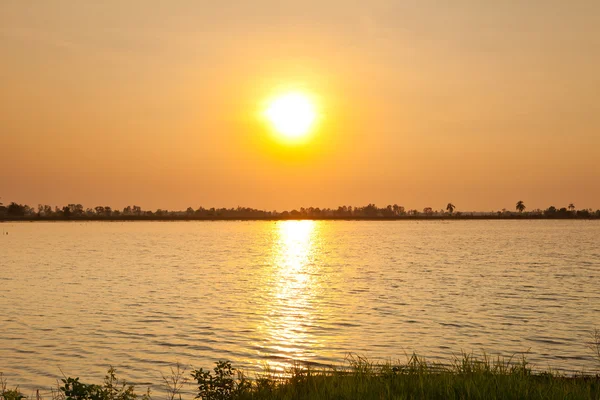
<box><xmin>1</xmin><ymin>221</ymin><xmax>599</xmax><ymax>391</ymax></box>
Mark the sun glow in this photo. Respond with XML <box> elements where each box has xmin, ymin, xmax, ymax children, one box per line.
<box><xmin>264</xmin><ymin>92</ymin><xmax>317</xmax><ymax>139</ymax></box>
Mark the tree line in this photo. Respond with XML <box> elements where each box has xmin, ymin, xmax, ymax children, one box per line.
<box><xmin>1</xmin><ymin>199</ymin><xmax>599</xmax><ymax>220</ymax></box>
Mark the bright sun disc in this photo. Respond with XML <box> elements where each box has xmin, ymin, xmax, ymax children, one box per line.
<box><xmin>264</xmin><ymin>92</ymin><xmax>316</xmax><ymax>138</ymax></box>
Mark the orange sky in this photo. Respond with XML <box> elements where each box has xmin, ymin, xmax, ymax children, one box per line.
<box><xmin>1</xmin><ymin>1</ymin><xmax>599</xmax><ymax>211</ymax></box>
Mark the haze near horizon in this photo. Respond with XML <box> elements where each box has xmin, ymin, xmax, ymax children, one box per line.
<box><xmin>1</xmin><ymin>1</ymin><xmax>599</xmax><ymax>211</ymax></box>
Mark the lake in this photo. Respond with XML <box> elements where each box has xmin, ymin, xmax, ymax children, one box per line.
<box><xmin>1</xmin><ymin>220</ymin><xmax>599</xmax><ymax>392</ymax></box>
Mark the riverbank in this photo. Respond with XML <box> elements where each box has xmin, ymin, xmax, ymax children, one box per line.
<box><xmin>3</xmin><ymin>354</ymin><xmax>599</xmax><ymax>400</ymax></box>
<box><xmin>2</xmin><ymin>213</ymin><xmax>600</xmax><ymax>222</ymax></box>
<box><xmin>2</xmin><ymin>202</ymin><xmax>599</xmax><ymax>221</ymax></box>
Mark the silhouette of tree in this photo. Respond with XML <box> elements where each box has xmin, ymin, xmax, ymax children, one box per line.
<box><xmin>62</xmin><ymin>206</ymin><xmax>72</xmax><ymax>218</ymax></box>
<box><xmin>385</xmin><ymin>204</ymin><xmax>393</xmax><ymax>216</ymax></box>
<box><xmin>68</xmin><ymin>204</ymin><xmax>84</xmax><ymax>217</ymax></box>
<box><xmin>7</xmin><ymin>202</ymin><xmax>25</xmax><ymax>216</ymax></box>
<box><xmin>364</xmin><ymin>203</ymin><xmax>378</xmax><ymax>217</ymax></box>
<box><xmin>2</xmin><ymin>198</ymin><xmax>600</xmax><ymax>221</ymax></box>
<box><xmin>576</xmin><ymin>209</ymin><xmax>591</xmax><ymax>218</ymax></box>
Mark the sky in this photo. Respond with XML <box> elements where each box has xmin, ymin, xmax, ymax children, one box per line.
<box><xmin>1</xmin><ymin>1</ymin><xmax>599</xmax><ymax>212</ymax></box>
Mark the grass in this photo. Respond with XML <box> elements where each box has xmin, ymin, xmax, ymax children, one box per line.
<box><xmin>590</xmin><ymin>328</ymin><xmax>600</xmax><ymax>368</ymax></box>
<box><xmin>2</xmin><ymin>352</ymin><xmax>599</xmax><ymax>400</ymax></box>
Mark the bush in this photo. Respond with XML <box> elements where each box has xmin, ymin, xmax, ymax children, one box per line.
<box><xmin>1</xmin><ymin>374</ymin><xmax>25</xmax><ymax>400</ymax></box>
<box><xmin>59</xmin><ymin>368</ymin><xmax>149</xmax><ymax>400</ymax></box>
<box><xmin>191</xmin><ymin>361</ymin><xmax>250</xmax><ymax>400</ymax></box>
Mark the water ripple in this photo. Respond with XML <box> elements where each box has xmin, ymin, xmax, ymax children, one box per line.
<box><xmin>1</xmin><ymin>220</ymin><xmax>599</xmax><ymax>393</ymax></box>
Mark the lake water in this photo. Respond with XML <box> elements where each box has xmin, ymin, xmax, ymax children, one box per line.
<box><xmin>1</xmin><ymin>220</ymin><xmax>599</xmax><ymax>392</ymax></box>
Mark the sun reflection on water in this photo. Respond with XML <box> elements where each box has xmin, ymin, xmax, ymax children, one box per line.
<box><xmin>256</xmin><ymin>220</ymin><xmax>324</xmax><ymax>370</ymax></box>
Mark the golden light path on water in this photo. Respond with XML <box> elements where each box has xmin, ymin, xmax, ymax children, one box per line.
<box><xmin>255</xmin><ymin>220</ymin><xmax>325</xmax><ymax>371</ymax></box>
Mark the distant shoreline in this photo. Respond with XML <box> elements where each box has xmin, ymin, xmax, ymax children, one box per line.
<box><xmin>2</xmin><ymin>215</ymin><xmax>599</xmax><ymax>222</ymax></box>
<box><xmin>3</xmin><ymin>202</ymin><xmax>598</xmax><ymax>221</ymax></box>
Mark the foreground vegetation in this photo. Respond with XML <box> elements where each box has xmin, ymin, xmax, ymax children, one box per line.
<box><xmin>2</xmin><ymin>353</ymin><xmax>599</xmax><ymax>400</ymax></box>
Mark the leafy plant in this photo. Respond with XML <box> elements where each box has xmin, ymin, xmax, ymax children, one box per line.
<box><xmin>60</xmin><ymin>368</ymin><xmax>149</xmax><ymax>400</ymax></box>
<box><xmin>1</xmin><ymin>373</ymin><xmax>25</xmax><ymax>400</ymax></box>
<box><xmin>60</xmin><ymin>377</ymin><xmax>103</xmax><ymax>400</ymax></box>
<box><xmin>190</xmin><ymin>361</ymin><xmax>250</xmax><ymax>400</ymax></box>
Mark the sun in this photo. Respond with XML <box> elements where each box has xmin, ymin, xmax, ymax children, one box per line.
<box><xmin>264</xmin><ymin>92</ymin><xmax>317</xmax><ymax>139</ymax></box>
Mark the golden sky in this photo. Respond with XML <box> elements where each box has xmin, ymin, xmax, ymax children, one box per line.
<box><xmin>1</xmin><ymin>1</ymin><xmax>599</xmax><ymax>211</ymax></box>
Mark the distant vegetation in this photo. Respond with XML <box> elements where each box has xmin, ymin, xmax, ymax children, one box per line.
<box><xmin>0</xmin><ymin>198</ymin><xmax>599</xmax><ymax>221</ymax></box>
<box><xmin>2</xmin><ymin>353</ymin><xmax>599</xmax><ymax>400</ymax></box>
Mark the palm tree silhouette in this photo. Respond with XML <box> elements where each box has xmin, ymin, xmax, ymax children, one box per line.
<box><xmin>568</xmin><ymin>203</ymin><xmax>575</xmax><ymax>212</ymax></box>
<box><xmin>446</xmin><ymin>203</ymin><xmax>455</xmax><ymax>214</ymax></box>
<box><xmin>516</xmin><ymin>200</ymin><xmax>526</xmax><ymax>213</ymax></box>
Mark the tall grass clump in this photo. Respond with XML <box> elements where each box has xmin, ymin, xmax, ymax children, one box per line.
<box><xmin>162</xmin><ymin>364</ymin><xmax>189</xmax><ymax>400</ymax></box>
<box><xmin>590</xmin><ymin>328</ymin><xmax>600</xmax><ymax>370</ymax></box>
<box><xmin>242</xmin><ymin>353</ymin><xmax>599</xmax><ymax>400</ymax></box>
<box><xmin>3</xmin><ymin>353</ymin><xmax>599</xmax><ymax>400</ymax></box>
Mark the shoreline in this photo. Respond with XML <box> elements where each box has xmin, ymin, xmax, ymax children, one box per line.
<box><xmin>2</xmin><ymin>215</ymin><xmax>600</xmax><ymax>222</ymax></box>
<box><xmin>3</xmin><ymin>354</ymin><xmax>599</xmax><ymax>400</ymax></box>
